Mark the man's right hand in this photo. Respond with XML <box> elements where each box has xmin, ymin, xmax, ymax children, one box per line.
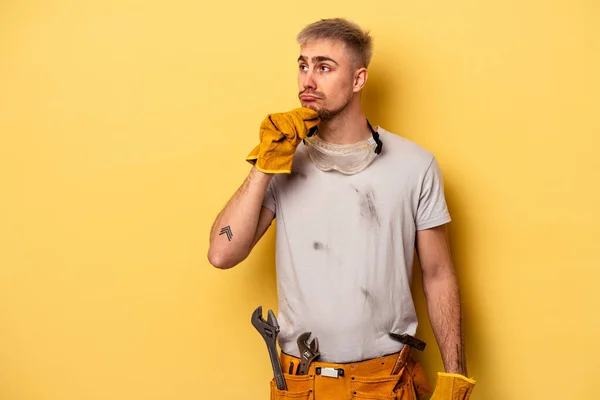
<box><xmin>246</xmin><ymin>107</ymin><xmax>320</xmax><ymax>174</ymax></box>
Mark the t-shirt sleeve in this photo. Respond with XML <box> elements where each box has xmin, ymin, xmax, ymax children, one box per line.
<box><xmin>415</xmin><ymin>157</ymin><xmax>451</xmax><ymax>230</ymax></box>
<box><xmin>262</xmin><ymin>177</ymin><xmax>277</xmax><ymax>214</ymax></box>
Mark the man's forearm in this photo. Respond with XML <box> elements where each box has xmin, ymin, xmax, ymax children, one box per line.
<box><xmin>208</xmin><ymin>166</ymin><xmax>272</xmax><ymax>268</ymax></box>
<box><xmin>423</xmin><ymin>269</ymin><xmax>467</xmax><ymax>376</ymax></box>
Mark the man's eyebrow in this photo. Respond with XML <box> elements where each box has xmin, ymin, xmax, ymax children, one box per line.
<box><xmin>297</xmin><ymin>55</ymin><xmax>339</xmax><ymax>65</ymax></box>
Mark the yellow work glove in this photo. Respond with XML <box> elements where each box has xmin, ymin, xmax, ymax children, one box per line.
<box><xmin>429</xmin><ymin>373</ymin><xmax>476</xmax><ymax>400</ymax></box>
<box><xmin>246</xmin><ymin>107</ymin><xmax>320</xmax><ymax>174</ymax></box>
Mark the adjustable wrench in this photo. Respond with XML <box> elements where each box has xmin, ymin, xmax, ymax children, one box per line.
<box><xmin>296</xmin><ymin>332</ymin><xmax>320</xmax><ymax>375</ymax></box>
<box><xmin>251</xmin><ymin>306</ymin><xmax>287</xmax><ymax>391</ymax></box>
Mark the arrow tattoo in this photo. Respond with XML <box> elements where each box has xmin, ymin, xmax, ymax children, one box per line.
<box><xmin>219</xmin><ymin>226</ymin><xmax>233</xmax><ymax>241</ymax></box>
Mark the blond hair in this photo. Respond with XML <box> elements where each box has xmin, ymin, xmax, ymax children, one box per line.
<box><xmin>296</xmin><ymin>18</ymin><xmax>373</xmax><ymax>69</ymax></box>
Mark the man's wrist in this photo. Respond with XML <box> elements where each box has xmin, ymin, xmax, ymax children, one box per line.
<box><xmin>444</xmin><ymin>364</ymin><xmax>468</xmax><ymax>376</ymax></box>
<box><xmin>250</xmin><ymin>164</ymin><xmax>275</xmax><ymax>180</ymax></box>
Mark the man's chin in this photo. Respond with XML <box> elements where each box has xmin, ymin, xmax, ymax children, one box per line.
<box><xmin>301</xmin><ymin>102</ymin><xmax>319</xmax><ymax>111</ymax></box>
<box><xmin>299</xmin><ymin>101</ymin><xmax>333</xmax><ymax>121</ymax></box>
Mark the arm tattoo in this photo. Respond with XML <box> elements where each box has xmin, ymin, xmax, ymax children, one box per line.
<box><xmin>219</xmin><ymin>226</ymin><xmax>233</xmax><ymax>241</ymax></box>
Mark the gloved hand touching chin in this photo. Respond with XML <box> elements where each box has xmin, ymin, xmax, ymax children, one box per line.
<box><xmin>246</xmin><ymin>107</ymin><xmax>320</xmax><ymax>174</ymax></box>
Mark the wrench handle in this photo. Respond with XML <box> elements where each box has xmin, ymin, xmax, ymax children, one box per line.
<box><xmin>298</xmin><ymin>353</ymin><xmax>318</xmax><ymax>375</ymax></box>
<box><xmin>267</xmin><ymin>342</ymin><xmax>287</xmax><ymax>391</ymax></box>
<box><xmin>298</xmin><ymin>358</ymin><xmax>309</xmax><ymax>375</ymax></box>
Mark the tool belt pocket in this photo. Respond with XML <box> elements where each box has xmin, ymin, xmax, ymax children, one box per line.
<box><xmin>350</xmin><ymin>375</ymin><xmax>399</xmax><ymax>400</ymax></box>
<box><xmin>392</xmin><ymin>360</ymin><xmax>432</xmax><ymax>400</ymax></box>
<box><xmin>270</xmin><ymin>373</ymin><xmax>314</xmax><ymax>400</ymax></box>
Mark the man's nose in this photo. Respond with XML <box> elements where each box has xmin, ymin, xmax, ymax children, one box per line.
<box><xmin>302</xmin><ymin>70</ymin><xmax>317</xmax><ymax>90</ymax></box>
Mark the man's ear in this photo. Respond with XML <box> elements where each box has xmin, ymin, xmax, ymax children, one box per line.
<box><xmin>353</xmin><ymin>67</ymin><xmax>368</xmax><ymax>92</ymax></box>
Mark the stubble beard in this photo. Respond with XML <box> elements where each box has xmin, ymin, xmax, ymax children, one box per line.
<box><xmin>314</xmin><ymin>97</ymin><xmax>352</xmax><ymax>122</ymax></box>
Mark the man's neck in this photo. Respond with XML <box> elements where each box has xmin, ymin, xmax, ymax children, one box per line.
<box><xmin>316</xmin><ymin>101</ymin><xmax>372</xmax><ymax>145</ymax></box>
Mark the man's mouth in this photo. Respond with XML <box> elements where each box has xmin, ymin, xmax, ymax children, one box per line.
<box><xmin>299</xmin><ymin>91</ymin><xmax>324</xmax><ymax>101</ymax></box>
<box><xmin>300</xmin><ymin>95</ymin><xmax>319</xmax><ymax>101</ymax></box>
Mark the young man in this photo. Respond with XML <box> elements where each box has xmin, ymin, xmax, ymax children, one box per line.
<box><xmin>208</xmin><ymin>18</ymin><xmax>476</xmax><ymax>400</ymax></box>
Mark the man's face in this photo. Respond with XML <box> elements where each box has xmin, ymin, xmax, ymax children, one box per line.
<box><xmin>297</xmin><ymin>39</ymin><xmax>356</xmax><ymax>121</ymax></box>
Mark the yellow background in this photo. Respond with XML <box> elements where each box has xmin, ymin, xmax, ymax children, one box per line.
<box><xmin>1</xmin><ymin>1</ymin><xmax>598</xmax><ymax>399</ymax></box>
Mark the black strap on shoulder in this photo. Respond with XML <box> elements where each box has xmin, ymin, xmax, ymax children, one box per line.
<box><xmin>366</xmin><ymin>119</ymin><xmax>383</xmax><ymax>154</ymax></box>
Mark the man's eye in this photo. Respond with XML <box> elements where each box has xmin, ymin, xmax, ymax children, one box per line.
<box><xmin>320</xmin><ymin>65</ymin><xmax>331</xmax><ymax>72</ymax></box>
<box><xmin>299</xmin><ymin>64</ymin><xmax>308</xmax><ymax>71</ymax></box>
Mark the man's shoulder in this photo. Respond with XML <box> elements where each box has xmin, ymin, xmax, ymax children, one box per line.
<box><xmin>377</xmin><ymin>127</ymin><xmax>436</xmax><ymax>165</ymax></box>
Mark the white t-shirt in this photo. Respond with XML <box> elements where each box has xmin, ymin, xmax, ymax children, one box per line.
<box><xmin>262</xmin><ymin>127</ymin><xmax>451</xmax><ymax>363</ymax></box>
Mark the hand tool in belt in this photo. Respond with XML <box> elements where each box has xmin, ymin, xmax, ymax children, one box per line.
<box><xmin>251</xmin><ymin>306</ymin><xmax>287</xmax><ymax>390</ymax></box>
<box><xmin>389</xmin><ymin>332</ymin><xmax>426</xmax><ymax>375</ymax></box>
<box><xmin>296</xmin><ymin>332</ymin><xmax>320</xmax><ymax>375</ymax></box>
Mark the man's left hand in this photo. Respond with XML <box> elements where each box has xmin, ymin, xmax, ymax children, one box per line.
<box><xmin>429</xmin><ymin>372</ymin><xmax>476</xmax><ymax>400</ymax></box>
